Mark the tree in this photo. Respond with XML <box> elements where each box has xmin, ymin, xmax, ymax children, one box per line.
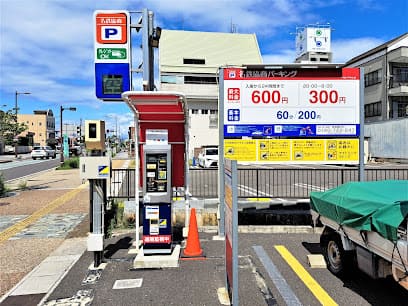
<box><xmin>0</xmin><ymin>109</ymin><xmax>28</xmax><ymax>145</ymax></box>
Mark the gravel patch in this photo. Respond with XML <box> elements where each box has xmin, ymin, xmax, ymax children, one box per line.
<box><xmin>0</xmin><ymin>238</ymin><xmax>64</xmax><ymax>296</ymax></box>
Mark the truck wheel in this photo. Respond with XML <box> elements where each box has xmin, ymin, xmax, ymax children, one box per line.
<box><xmin>321</xmin><ymin>233</ymin><xmax>347</xmax><ymax>275</ymax></box>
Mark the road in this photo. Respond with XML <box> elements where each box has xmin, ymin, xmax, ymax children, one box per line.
<box><xmin>0</xmin><ymin>154</ymin><xmax>61</xmax><ymax>181</ymax></box>
<box><xmin>241</xmin><ymin>232</ymin><xmax>408</xmax><ymax>305</ymax></box>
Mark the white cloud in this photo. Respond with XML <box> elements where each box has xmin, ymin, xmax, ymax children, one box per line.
<box><xmin>331</xmin><ymin>37</ymin><xmax>385</xmax><ymax>63</ymax></box>
<box><xmin>262</xmin><ymin>49</ymin><xmax>297</xmax><ymax>64</ymax></box>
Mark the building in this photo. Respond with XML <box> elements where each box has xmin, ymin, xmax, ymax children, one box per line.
<box><xmin>18</xmin><ymin>110</ymin><xmax>56</xmax><ymax>146</ymax></box>
<box><xmin>159</xmin><ymin>30</ymin><xmax>262</xmax><ymax>157</ymax></box>
<box><xmin>345</xmin><ymin>32</ymin><xmax>408</xmax><ymax>160</ymax></box>
<box><xmin>295</xmin><ymin>25</ymin><xmax>333</xmax><ymax>63</ymax></box>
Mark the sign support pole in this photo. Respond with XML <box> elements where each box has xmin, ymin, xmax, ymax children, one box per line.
<box><xmin>134</xmin><ymin>115</ymin><xmax>140</xmax><ymax>251</ymax></box>
<box><xmin>358</xmin><ymin>68</ymin><xmax>365</xmax><ymax>181</ymax></box>
<box><xmin>218</xmin><ymin>68</ymin><xmax>225</xmax><ymax>236</ymax></box>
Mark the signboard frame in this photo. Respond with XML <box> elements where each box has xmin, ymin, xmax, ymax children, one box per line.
<box><xmin>222</xmin><ymin>66</ymin><xmax>360</xmax><ymax>138</ymax></box>
<box><xmin>94</xmin><ymin>10</ymin><xmax>131</xmax><ymax>101</ymax></box>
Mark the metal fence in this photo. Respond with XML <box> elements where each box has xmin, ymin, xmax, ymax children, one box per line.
<box><xmin>110</xmin><ymin>167</ymin><xmax>408</xmax><ymax>200</ymax></box>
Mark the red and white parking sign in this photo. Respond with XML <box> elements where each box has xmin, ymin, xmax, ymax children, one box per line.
<box><xmin>95</xmin><ymin>12</ymin><xmax>128</xmax><ymax>44</ymax></box>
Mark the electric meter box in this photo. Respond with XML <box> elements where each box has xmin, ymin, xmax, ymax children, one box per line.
<box><xmin>85</xmin><ymin>120</ymin><xmax>106</xmax><ymax>151</ymax></box>
<box><xmin>80</xmin><ymin>156</ymin><xmax>110</xmax><ymax>180</ymax></box>
<box><xmin>143</xmin><ymin>144</ymin><xmax>171</xmax><ymax>203</ymax></box>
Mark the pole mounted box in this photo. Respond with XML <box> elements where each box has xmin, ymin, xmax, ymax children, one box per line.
<box><xmin>79</xmin><ymin>156</ymin><xmax>110</xmax><ymax>180</ymax></box>
<box><xmin>85</xmin><ymin>120</ymin><xmax>106</xmax><ymax>151</ymax></box>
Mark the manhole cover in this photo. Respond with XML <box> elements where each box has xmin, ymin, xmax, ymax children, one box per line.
<box><xmin>112</xmin><ymin>278</ymin><xmax>143</xmax><ymax>289</ymax></box>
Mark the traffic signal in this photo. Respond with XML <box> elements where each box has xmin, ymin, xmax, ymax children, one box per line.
<box><xmin>77</xmin><ymin>125</ymin><xmax>81</xmax><ymax>137</ymax></box>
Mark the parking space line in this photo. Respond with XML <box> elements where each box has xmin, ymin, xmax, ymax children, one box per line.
<box><xmin>253</xmin><ymin>245</ymin><xmax>303</xmax><ymax>306</ymax></box>
<box><xmin>275</xmin><ymin>245</ymin><xmax>337</xmax><ymax>306</ymax></box>
<box><xmin>0</xmin><ymin>183</ymin><xmax>87</xmax><ymax>244</ymax></box>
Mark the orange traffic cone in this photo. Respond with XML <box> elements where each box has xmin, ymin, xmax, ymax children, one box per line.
<box><xmin>181</xmin><ymin>208</ymin><xmax>205</xmax><ymax>259</ymax></box>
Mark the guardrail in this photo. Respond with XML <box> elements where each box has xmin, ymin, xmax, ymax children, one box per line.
<box><xmin>110</xmin><ymin>167</ymin><xmax>408</xmax><ymax>200</ymax></box>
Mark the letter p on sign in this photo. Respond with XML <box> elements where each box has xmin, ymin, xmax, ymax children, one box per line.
<box><xmin>103</xmin><ymin>27</ymin><xmax>120</xmax><ymax>40</ymax></box>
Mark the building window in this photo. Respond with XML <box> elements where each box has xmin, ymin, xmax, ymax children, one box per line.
<box><xmin>161</xmin><ymin>75</ymin><xmax>177</xmax><ymax>84</ymax></box>
<box><xmin>210</xmin><ymin>110</ymin><xmax>218</xmax><ymax>115</ymax></box>
<box><xmin>364</xmin><ymin>101</ymin><xmax>381</xmax><ymax>118</ymax></box>
<box><xmin>183</xmin><ymin>58</ymin><xmax>205</xmax><ymax>65</ymax></box>
<box><xmin>209</xmin><ymin>114</ymin><xmax>218</xmax><ymax>128</ymax></box>
<box><xmin>390</xmin><ymin>64</ymin><xmax>408</xmax><ymax>88</ymax></box>
<box><xmin>364</xmin><ymin>69</ymin><xmax>382</xmax><ymax>87</ymax></box>
<box><xmin>184</xmin><ymin>76</ymin><xmax>217</xmax><ymax>84</ymax></box>
<box><xmin>201</xmin><ymin>109</ymin><xmax>208</xmax><ymax>115</ymax></box>
<box><xmin>191</xmin><ymin>109</ymin><xmax>199</xmax><ymax>115</ymax></box>
<box><xmin>397</xmin><ymin>103</ymin><xmax>408</xmax><ymax>117</ymax></box>
<box><xmin>394</xmin><ymin>96</ymin><xmax>408</xmax><ymax>118</ymax></box>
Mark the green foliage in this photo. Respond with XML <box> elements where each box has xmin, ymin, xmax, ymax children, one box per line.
<box><xmin>0</xmin><ymin>173</ymin><xmax>5</xmax><ymax>196</ymax></box>
<box><xmin>57</xmin><ymin>157</ymin><xmax>79</xmax><ymax>170</ymax></box>
<box><xmin>18</xmin><ymin>180</ymin><xmax>28</xmax><ymax>190</ymax></box>
<box><xmin>105</xmin><ymin>200</ymin><xmax>135</xmax><ymax>235</ymax></box>
<box><xmin>0</xmin><ymin>110</ymin><xmax>28</xmax><ymax>145</ymax></box>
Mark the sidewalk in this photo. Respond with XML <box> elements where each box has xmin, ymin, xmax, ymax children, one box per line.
<box><xmin>0</xmin><ymin>168</ymin><xmax>88</xmax><ymax>301</ymax></box>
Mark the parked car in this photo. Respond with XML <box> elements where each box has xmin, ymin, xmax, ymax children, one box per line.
<box><xmin>69</xmin><ymin>144</ymin><xmax>83</xmax><ymax>156</ymax></box>
<box><xmin>4</xmin><ymin>145</ymin><xmax>14</xmax><ymax>154</ymax></box>
<box><xmin>31</xmin><ymin>146</ymin><xmax>56</xmax><ymax>159</ymax></box>
<box><xmin>198</xmin><ymin>146</ymin><xmax>219</xmax><ymax>168</ymax></box>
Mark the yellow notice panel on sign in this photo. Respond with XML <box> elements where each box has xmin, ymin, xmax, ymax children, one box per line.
<box><xmin>224</xmin><ymin>139</ymin><xmax>359</xmax><ymax>164</ymax></box>
<box><xmin>292</xmin><ymin>139</ymin><xmax>325</xmax><ymax>161</ymax></box>
<box><xmin>259</xmin><ymin>139</ymin><xmax>291</xmax><ymax>161</ymax></box>
<box><xmin>327</xmin><ymin>139</ymin><xmax>359</xmax><ymax>161</ymax></box>
<box><xmin>225</xmin><ymin>139</ymin><xmax>256</xmax><ymax>161</ymax></box>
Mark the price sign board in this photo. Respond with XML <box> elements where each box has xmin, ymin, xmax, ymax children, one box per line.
<box><xmin>222</xmin><ymin>67</ymin><xmax>360</xmax><ymax>137</ymax></box>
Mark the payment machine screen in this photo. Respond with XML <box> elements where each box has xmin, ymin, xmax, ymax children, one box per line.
<box><xmin>146</xmin><ymin>154</ymin><xmax>168</xmax><ymax>193</ymax></box>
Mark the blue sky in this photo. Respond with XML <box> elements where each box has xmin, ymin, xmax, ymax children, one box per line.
<box><xmin>0</xmin><ymin>0</ymin><xmax>407</xmax><ymax>138</ymax></box>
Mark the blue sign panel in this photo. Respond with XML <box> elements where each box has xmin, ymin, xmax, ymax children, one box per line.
<box><xmin>95</xmin><ymin>63</ymin><xmax>130</xmax><ymax>100</ymax></box>
<box><xmin>224</xmin><ymin>124</ymin><xmax>360</xmax><ymax>138</ymax></box>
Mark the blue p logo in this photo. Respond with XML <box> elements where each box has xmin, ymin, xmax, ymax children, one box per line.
<box><xmin>105</xmin><ymin>28</ymin><xmax>118</xmax><ymax>38</ymax></box>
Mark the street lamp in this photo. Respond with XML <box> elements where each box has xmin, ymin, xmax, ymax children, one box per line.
<box><xmin>60</xmin><ymin>105</ymin><xmax>77</xmax><ymax>163</ymax></box>
<box><xmin>14</xmin><ymin>91</ymin><xmax>31</xmax><ymax>157</ymax></box>
<box><xmin>15</xmin><ymin>91</ymin><xmax>31</xmax><ymax>117</ymax></box>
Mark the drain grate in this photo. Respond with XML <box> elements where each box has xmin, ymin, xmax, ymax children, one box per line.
<box><xmin>112</xmin><ymin>278</ymin><xmax>143</xmax><ymax>289</ymax></box>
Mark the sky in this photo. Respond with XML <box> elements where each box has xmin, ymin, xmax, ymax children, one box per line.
<box><xmin>0</xmin><ymin>0</ymin><xmax>407</xmax><ymax>138</ymax></box>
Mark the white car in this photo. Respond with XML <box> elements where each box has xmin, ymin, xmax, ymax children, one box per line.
<box><xmin>31</xmin><ymin>146</ymin><xmax>56</xmax><ymax>159</ymax></box>
<box><xmin>198</xmin><ymin>147</ymin><xmax>219</xmax><ymax>168</ymax></box>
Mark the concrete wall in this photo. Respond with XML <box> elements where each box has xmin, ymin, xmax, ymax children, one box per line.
<box><xmin>365</xmin><ymin>118</ymin><xmax>408</xmax><ymax>160</ymax></box>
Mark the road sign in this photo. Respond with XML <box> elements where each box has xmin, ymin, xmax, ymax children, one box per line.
<box><xmin>221</xmin><ymin>67</ymin><xmax>360</xmax><ymax>137</ymax></box>
<box><xmin>94</xmin><ymin>10</ymin><xmax>131</xmax><ymax>100</ymax></box>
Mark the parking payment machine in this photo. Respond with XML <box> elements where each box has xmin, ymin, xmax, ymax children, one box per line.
<box><xmin>142</xmin><ymin>131</ymin><xmax>172</xmax><ymax>254</ymax></box>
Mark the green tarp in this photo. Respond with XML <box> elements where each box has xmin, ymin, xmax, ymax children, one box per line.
<box><xmin>310</xmin><ymin>180</ymin><xmax>408</xmax><ymax>241</ymax></box>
